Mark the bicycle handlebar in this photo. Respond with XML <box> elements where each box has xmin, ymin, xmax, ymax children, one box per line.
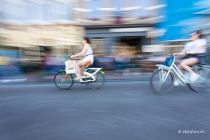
<box><xmin>69</xmin><ymin>58</ymin><xmax>82</xmax><ymax>60</ymax></box>
<box><xmin>68</xmin><ymin>56</ymin><xmax>82</xmax><ymax>60</ymax></box>
<box><xmin>70</xmin><ymin>58</ymin><xmax>82</xmax><ymax>60</ymax></box>
<box><xmin>170</xmin><ymin>53</ymin><xmax>180</xmax><ymax>56</ymax></box>
<box><xmin>169</xmin><ymin>51</ymin><xmax>186</xmax><ymax>56</ymax></box>
<box><xmin>170</xmin><ymin>52</ymin><xmax>185</xmax><ymax>56</ymax></box>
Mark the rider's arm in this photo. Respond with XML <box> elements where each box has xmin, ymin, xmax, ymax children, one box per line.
<box><xmin>177</xmin><ymin>49</ymin><xmax>187</xmax><ymax>55</ymax></box>
<box><xmin>179</xmin><ymin>50</ymin><xmax>187</xmax><ymax>55</ymax></box>
<box><xmin>179</xmin><ymin>42</ymin><xmax>191</xmax><ymax>55</ymax></box>
<box><xmin>71</xmin><ymin>45</ymin><xmax>89</xmax><ymax>58</ymax></box>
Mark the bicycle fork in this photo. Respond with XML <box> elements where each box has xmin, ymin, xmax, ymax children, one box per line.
<box><xmin>158</xmin><ymin>68</ymin><xmax>171</xmax><ymax>83</ymax></box>
<box><xmin>62</xmin><ymin>74</ymin><xmax>68</xmax><ymax>82</ymax></box>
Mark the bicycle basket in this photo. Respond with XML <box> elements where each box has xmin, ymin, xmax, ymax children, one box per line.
<box><xmin>65</xmin><ymin>59</ymin><xmax>74</xmax><ymax>70</ymax></box>
<box><xmin>163</xmin><ymin>56</ymin><xmax>174</xmax><ymax>66</ymax></box>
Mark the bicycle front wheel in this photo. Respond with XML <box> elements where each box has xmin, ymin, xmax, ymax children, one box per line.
<box><xmin>150</xmin><ymin>69</ymin><xmax>174</xmax><ymax>94</ymax></box>
<box><xmin>87</xmin><ymin>71</ymin><xmax>105</xmax><ymax>89</ymax></box>
<box><xmin>53</xmin><ymin>71</ymin><xmax>74</xmax><ymax>90</ymax></box>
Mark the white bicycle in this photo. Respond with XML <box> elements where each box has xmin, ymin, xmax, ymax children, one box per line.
<box><xmin>150</xmin><ymin>53</ymin><xmax>210</xmax><ymax>94</ymax></box>
<box><xmin>53</xmin><ymin>58</ymin><xmax>105</xmax><ymax>90</ymax></box>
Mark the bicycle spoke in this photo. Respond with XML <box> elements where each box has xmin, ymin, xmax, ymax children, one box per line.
<box><xmin>150</xmin><ymin>69</ymin><xmax>174</xmax><ymax>94</ymax></box>
<box><xmin>53</xmin><ymin>71</ymin><xmax>74</xmax><ymax>90</ymax></box>
<box><xmin>86</xmin><ymin>70</ymin><xmax>105</xmax><ymax>89</ymax></box>
<box><xmin>188</xmin><ymin>67</ymin><xmax>210</xmax><ymax>92</ymax></box>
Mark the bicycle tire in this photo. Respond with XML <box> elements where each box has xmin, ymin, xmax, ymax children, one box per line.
<box><xmin>53</xmin><ymin>71</ymin><xmax>74</xmax><ymax>90</ymax></box>
<box><xmin>187</xmin><ymin>67</ymin><xmax>210</xmax><ymax>92</ymax></box>
<box><xmin>86</xmin><ymin>70</ymin><xmax>105</xmax><ymax>89</ymax></box>
<box><xmin>150</xmin><ymin>69</ymin><xmax>174</xmax><ymax>94</ymax></box>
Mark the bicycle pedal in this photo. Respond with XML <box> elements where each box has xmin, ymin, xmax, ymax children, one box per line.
<box><xmin>82</xmin><ymin>80</ymin><xmax>94</xmax><ymax>82</ymax></box>
<box><xmin>82</xmin><ymin>77</ymin><xmax>92</xmax><ymax>80</ymax></box>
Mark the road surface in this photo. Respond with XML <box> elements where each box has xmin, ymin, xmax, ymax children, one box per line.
<box><xmin>0</xmin><ymin>81</ymin><xmax>210</xmax><ymax>140</ymax></box>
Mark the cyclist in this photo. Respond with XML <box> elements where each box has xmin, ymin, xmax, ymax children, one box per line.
<box><xmin>174</xmin><ymin>30</ymin><xmax>207</xmax><ymax>86</ymax></box>
<box><xmin>71</xmin><ymin>37</ymin><xmax>94</xmax><ymax>80</ymax></box>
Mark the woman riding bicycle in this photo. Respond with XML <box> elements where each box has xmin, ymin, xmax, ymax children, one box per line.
<box><xmin>71</xmin><ymin>37</ymin><xmax>94</xmax><ymax>80</ymax></box>
<box><xmin>174</xmin><ymin>30</ymin><xmax>207</xmax><ymax>86</ymax></box>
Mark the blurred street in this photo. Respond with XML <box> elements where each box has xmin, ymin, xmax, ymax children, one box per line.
<box><xmin>0</xmin><ymin>81</ymin><xmax>210</xmax><ymax>140</ymax></box>
<box><xmin>26</xmin><ymin>71</ymin><xmax>152</xmax><ymax>83</ymax></box>
<box><xmin>1</xmin><ymin>0</ymin><xmax>210</xmax><ymax>140</ymax></box>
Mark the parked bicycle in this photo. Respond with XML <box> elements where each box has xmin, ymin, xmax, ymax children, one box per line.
<box><xmin>53</xmin><ymin>57</ymin><xmax>105</xmax><ymax>90</ymax></box>
<box><xmin>150</xmin><ymin>53</ymin><xmax>210</xmax><ymax>94</ymax></box>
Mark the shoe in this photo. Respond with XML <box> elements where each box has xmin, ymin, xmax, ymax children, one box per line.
<box><xmin>74</xmin><ymin>76</ymin><xmax>81</xmax><ymax>81</ymax></box>
<box><xmin>173</xmin><ymin>79</ymin><xmax>180</xmax><ymax>86</ymax></box>
<box><xmin>80</xmin><ymin>75</ymin><xmax>85</xmax><ymax>78</ymax></box>
<box><xmin>190</xmin><ymin>73</ymin><xmax>200</xmax><ymax>82</ymax></box>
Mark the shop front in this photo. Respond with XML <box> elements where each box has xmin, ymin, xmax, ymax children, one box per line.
<box><xmin>0</xmin><ymin>24</ymin><xmax>85</xmax><ymax>72</ymax></box>
<box><xmin>85</xmin><ymin>24</ymin><xmax>154</xmax><ymax>56</ymax></box>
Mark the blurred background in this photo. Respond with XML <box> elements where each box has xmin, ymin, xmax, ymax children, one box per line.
<box><xmin>1</xmin><ymin>0</ymin><xmax>210</xmax><ymax>83</ymax></box>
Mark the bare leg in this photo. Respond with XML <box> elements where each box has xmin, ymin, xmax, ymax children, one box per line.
<box><xmin>174</xmin><ymin>59</ymin><xmax>193</xmax><ymax>86</ymax></box>
<box><xmin>178</xmin><ymin>64</ymin><xmax>182</xmax><ymax>71</ymax></box>
<box><xmin>180</xmin><ymin>58</ymin><xmax>199</xmax><ymax>74</ymax></box>
<box><xmin>81</xmin><ymin>65</ymin><xmax>86</xmax><ymax>76</ymax></box>
<box><xmin>81</xmin><ymin>60</ymin><xmax>91</xmax><ymax>77</ymax></box>
<box><xmin>75</xmin><ymin>60</ymin><xmax>82</xmax><ymax>77</ymax></box>
<box><xmin>76</xmin><ymin>60</ymin><xmax>86</xmax><ymax>78</ymax></box>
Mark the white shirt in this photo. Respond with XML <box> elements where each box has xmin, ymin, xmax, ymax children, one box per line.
<box><xmin>184</xmin><ymin>39</ymin><xmax>207</xmax><ymax>53</ymax></box>
<box><xmin>84</xmin><ymin>44</ymin><xmax>94</xmax><ymax>63</ymax></box>
<box><xmin>84</xmin><ymin>44</ymin><xmax>93</xmax><ymax>56</ymax></box>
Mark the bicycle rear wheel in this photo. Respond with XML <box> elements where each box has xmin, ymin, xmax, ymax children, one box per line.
<box><xmin>187</xmin><ymin>67</ymin><xmax>210</xmax><ymax>92</ymax></box>
<box><xmin>87</xmin><ymin>70</ymin><xmax>105</xmax><ymax>89</ymax></box>
<box><xmin>53</xmin><ymin>71</ymin><xmax>74</xmax><ymax>90</ymax></box>
<box><xmin>150</xmin><ymin>69</ymin><xmax>174</xmax><ymax>94</ymax></box>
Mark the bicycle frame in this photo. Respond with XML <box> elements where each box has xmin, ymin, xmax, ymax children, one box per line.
<box><xmin>81</xmin><ymin>68</ymin><xmax>102</xmax><ymax>82</ymax></box>
<box><xmin>173</xmin><ymin>64</ymin><xmax>189</xmax><ymax>83</ymax></box>
<box><xmin>64</xmin><ymin>60</ymin><xmax>103</xmax><ymax>82</ymax></box>
<box><xmin>157</xmin><ymin>55</ymin><xmax>188</xmax><ymax>84</ymax></box>
<box><xmin>157</xmin><ymin>54</ymin><xmax>210</xmax><ymax>85</ymax></box>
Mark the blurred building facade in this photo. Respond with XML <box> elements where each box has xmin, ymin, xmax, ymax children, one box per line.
<box><xmin>159</xmin><ymin>0</ymin><xmax>210</xmax><ymax>41</ymax></box>
<box><xmin>159</xmin><ymin>0</ymin><xmax>210</xmax><ymax>55</ymax></box>
<box><xmin>0</xmin><ymin>0</ymin><xmax>166</xmax><ymax>66</ymax></box>
<box><xmin>0</xmin><ymin>0</ymin><xmax>85</xmax><ymax>65</ymax></box>
<box><xmin>0</xmin><ymin>0</ymin><xmax>210</xmax><ymax>63</ymax></box>
<box><xmin>73</xmin><ymin>0</ymin><xmax>165</xmax><ymax>56</ymax></box>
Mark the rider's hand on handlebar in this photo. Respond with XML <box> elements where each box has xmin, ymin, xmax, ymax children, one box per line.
<box><xmin>171</xmin><ymin>53</ymin><xmax>180</xmax><ymax>56</ymax></box>
<box><xmin>70</xmin><ymin>55</ymin><xmax>76</xmax><ymax>59</ymax></box>
<box><xmin>171</xmin><ymin>52</ymin><xmax>186</xmax><ymax>56</ymax></box>
<box><xmin>179</xmin><ymin>51</ymin><xmax>187</xmax><ymax>55</ymax></box>
<box><xmin>178</xmin><ymin>52</ymin><xmax>184</xmax><ymax>55</ymax></box>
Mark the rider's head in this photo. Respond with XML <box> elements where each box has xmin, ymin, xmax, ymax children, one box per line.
<box><xmin>82</xmin><ymin>36</ymin><xmax>91</xmax><ymax>45</ymax></box>
<box><xmin>190</xmin><ymin>30</ymin><xmax>203</xmax><ymax>40</ymax></box>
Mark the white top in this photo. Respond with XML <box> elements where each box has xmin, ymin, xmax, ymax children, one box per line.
<box><xmin>184</xmin><ymin>39</ymin><xmax>207</xmax><ymax>53</ymax></box>
<box><xmin>84</xmin><ymin>44</ymin><xmax>93</xmax><ymax>56</ymax></box>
